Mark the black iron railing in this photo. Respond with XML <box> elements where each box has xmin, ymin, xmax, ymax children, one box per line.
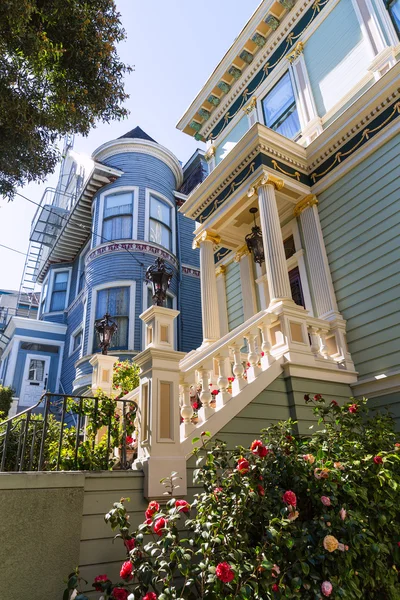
<box><xmin>0</xmin><ymin>393</ymin><xmax>137</xmax><ymax>472</ymax></box>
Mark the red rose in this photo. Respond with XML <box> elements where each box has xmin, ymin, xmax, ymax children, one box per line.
<box><xmin>145</xmin><ymin>518</ymin><xmax>153</xmax><ymax>525</ymax></box>
<box><xmin>175</xmin><ymin>499</ymin><xmax>190</xmax><ymax>513</ymax></box>
<box><xmin>126</xmin><ymin>435</ymin><xmax>134</xmax><ymax>445</ymax></box>
<box><xmin>314</xmin><ymin>394</ymin><xmax>322</xmax><ymax>401</ymax></box>
<box><xmin>228</xmin><ymin>377</ymin><xmax>234</xmax><ymax>382</ymax></box>
<box><xmin>257</xmin><ymin>484</ymin><xmax>265</xmax><ymax>496</ymax></box>
<box><xmin>120</xmin><ymin>560</ymin><xmax>133</xmax><ymax>580</ymax></box>
<box><xmin>113</xmin><ymin>588</ymin><xmax>129</xmax><ymax>600</ymax></box>
<box><xmin>373</xmin><ymin>456</ymin><xmax>383</xmax><ymax>464</ymax></box>
<box><xmin>330</xmin><ymin>400</ymin><xmax>339</xmax><ymax>406</ymax></box>
<box><xmin>124</xmin><ymin>537</ymin><xmax>135</xmax><ymax>551</ymax></box>
<box><xmin>282</xmin><ymin>490</ymin><xmax>297</xmax><ymax>507</ymax></box>
<box><xmin>192</xmin><ymin>402</ymin><xmax>199</xmax><ymax>410</ymax></box>
<box><xmin>214</xmin><ymin>487</ymin><xmax>223</xmax><ymax>495</ymax></box>
<box><xmin>145</xmin><ymin>501</ymin><xmax>160</xmax><ymax>520</ymax></box>
<box><xmin>397</xmin><ymin>542</ymin><xmax>400</xmax><ymax>547</ymax></box>
<box><xmin>261</xmin><ymin>351</ymin><xmax>265</xmax><ymax>357</ymax></box>
<box><xmin>93</xmin><ymin>574</ymin><xmax>108</xmax><ymax>590</ymax></box>
<box><xmin>211</xmin><ymin>389</ymin><xmax>219</xmax><ymax>396</ymax></box>
<box><xmin>304</xmin><ymin>394</ymin><xmax>310</xmax><ymax>402</ymax></box>
<box><xmin>216</xmin><ymin>561</ymin><xmax>235</xmax><ymax>583</ymax></box>
<box><xmin>143</xmin><ymin>593</ymin><xmax>157</xmax><ymax>600</ymax></box>
<box><xmin>272</xmin><ymin>583</ymin><xmax>279</xmax><ymax>592</ymax></box>
<box><xmin>236</xmin><ymin>458</ymin><xmax>250</xmax><ymax>474</ymax></box>
<box><xmin>250</xmin><ymin>440</ymin><xmax>269</xmax><ymax>457</ymax></box>
<box><xmin>286</xmin><ymin>435</ymin><xmax>293</xmax><ymax>441</ymax></box>
<box><xmin>348</xmin><ymin>403</ymin><xmax>358</xmax><ymax>413</ymax></box>
<box><xmin>154</xmin><ymin>517</ymin><xmax>167</xmax><ymax>536</ymax></box>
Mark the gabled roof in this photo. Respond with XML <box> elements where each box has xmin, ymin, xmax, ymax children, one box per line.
<box><xmin>118</xmin><ymin>126</ymin><xmax>157</xmax><ymax>143</ymax></box>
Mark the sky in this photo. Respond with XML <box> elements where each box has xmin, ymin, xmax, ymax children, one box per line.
<box><xmin>0</xmin><ymin>0</ymin><xmax>261</xmax><ymax>291</ymax></box>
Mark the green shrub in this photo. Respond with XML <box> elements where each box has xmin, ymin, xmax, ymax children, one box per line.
<box><xmin>0</xmin><ymin>385</ymin><xmax>14</xmax><ymax>417</ymax></box>
<box><xmin>66</xmin><ymin>395</ymin><xmax>400</xmax><ymax>599</ymax></box>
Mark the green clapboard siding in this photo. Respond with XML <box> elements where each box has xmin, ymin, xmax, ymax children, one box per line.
<box><xmin>318</xmin><ymin>134</ymin><xmax>400</xmax><ymax>381</ymax></box>
<box><xmin>225</xmin><ymin>260</ymin><xmax>244</xmax><ymax>331</ymax></box>
<box><xmin>216</xmin><ymin>115</ymin><xmax>249</xmax><ymax>165</ymax></box>
<box><xmin>303</xmin><ymin>0</ymin><xmax>371</xmax><ymax>116</ymax></box>
<box><xmin>368</xmin><ymin>393</ymin><xmax>400</xmax><ymax>430</ymax></box>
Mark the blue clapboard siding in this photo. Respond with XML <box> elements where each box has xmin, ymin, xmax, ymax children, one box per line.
<box><xmin>303</xmin><ymin>0</ymin><xmax>372</xmax><ymax>117</ymax></box>
<box><xmin>178</xmin><ymin>213</ymin><xmax>200</xmax><ymax>267</ymax></box>
<box><xmin>225</xmin><ymin>261</ymin><xmax>244</xmax><ymax>331</ymax></box>
<box><xmin>318</xmin><ymin>134</ymin><xmax>400</xmax><ymax>383</ymax></box>
<box><xmin>60</xmin><ymin>299</ymin><xmax>85</xmax><ymax>394</ymax></box>
<box><xmin>180</xmin><ymin>274</ymin><xmax>202</xmax><ymax>352</ymax></box>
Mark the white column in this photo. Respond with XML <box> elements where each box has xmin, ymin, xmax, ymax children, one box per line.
<box><xmin>255</xmin><ymin>263</ymin><xmax>270</xmax><ymax>310</ymax></box>
<box><xmin>194</xmin><ymin>231</ymin><xmax>221</xmax><ymax>344</ymax></box>
<box><xmin>296</xmin><ymin>195</ymin><xmax>339</xmax><ymax>319</ymax></box>
<box><xmin>250</xmin><ymin>173</ymin><xmax>293</xmax><ymax>305</ymax></box>
<box><xmin>215</xmin><ymin>265</ymin><xmax>229</xmax><ymax>336</ymax></box>
<box><xmin>235</xmin><ymin>247</ymin><xmax>258</xmax><ymax>320</ymax></box>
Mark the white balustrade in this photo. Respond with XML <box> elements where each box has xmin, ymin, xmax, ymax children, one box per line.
<box><xmin>245</xmin><ymin>330</ymin><xmax>262</xmax><ymax>383</ymax></box>
<box><xmin>215</xmin><ymin>355</ymin><xmax>231</xmax><ymax>408</ymax></box>
<box><xmin>199</xmin><ymin>368</ymin><xmax>214</xmax><ymax>421</ymax></box>
<box><xmin>180</xmin><ymin>383</ymin><xmax>195</xmax><ymax>438</ymax></box>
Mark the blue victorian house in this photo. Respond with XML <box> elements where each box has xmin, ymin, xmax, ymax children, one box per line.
<box><xmin>0</xmin><ymin>127</ymin><xmax>205</xmax><ymax>410</ymax></box>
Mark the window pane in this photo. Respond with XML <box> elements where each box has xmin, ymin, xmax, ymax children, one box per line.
<box><xmin>274</xmin><ymin>105</ymin><xmax>300</xmax><ymax>139</ymax></box>
<box><xmin>284</xmin><ymin>235</ymin><xmax>296</xmax><ymax>260</ymax></box>
<box><xmin>289</xmin><ymin>267</ymin><xmax>305</xmax><ymax>308</ymax></box>
<box><xmin>262</xmin><ymin>72</ymin><xmax>296</xmax><ymax>127</ymax></box>
<box><xmin>29</xmin><ymin>359</ymin><xmax>45</xmax><ymax>381</ymax></box>
<box><xmin>150</xmin><ymin>196</ymin><xmax>171</xmax><ymax>227</ymax></box>
<box><xmin>53</xmin><ymin>271</ymin><xmax>68</xmax><ymax>291</ymax></box>
<box><xmin>147</xmin><ymin>287</ymin><xmax>173</xmax><ymax>308</ymax></box>
<box><xmin>103</xmin><ymin>215</ymin><xmax>132</xmax><ymax>241</ymax></box>
<box><xmin>96</xmin><ymin>287</ymin><xmax>129</xmax><ymax>319</ymax></box>
<box><xmin>149</xmin><ymin>219</ymin><xmax>171</xmax><ymax>250</ymax></box>
<box><xmin>390</xmin><ymin>0</ymin><xmax>400</xmax><ymax>27</ymax></box>
<box><xmin>104</xmin><ymin>193</ymin><xmax>133</xmax><ymax>218</ymax></box>
<box><xmin>73</xmin><ymin>332</ymin><xmax>82</xmax><ymax>351</ymax></box>
<box><xmin>50</xmin><ymin>290</ymin><xmax>66</xmax><ymax>311</ymax></box>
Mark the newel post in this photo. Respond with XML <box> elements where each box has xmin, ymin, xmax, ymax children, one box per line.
<box><xmin>89</xmin><ymin>354</ymin><xmax>119</xmax><ymax>396</ymax></box>
<box><xmin>135</xmin><ymin>306</ymin><xmax>187</xmax><ymax>500</ymax></box>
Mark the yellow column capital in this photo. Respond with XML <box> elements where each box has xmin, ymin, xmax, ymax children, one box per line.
<box><xmin>215</xmin><ymin>265</ymin><xmax>227</xmax><ymax>277</ymax></box>
<box><xmin>234</xmin><ymin>244</ymin><xmax>251</xmax><ymax>263</ymax></box>
<box><xmin>293</xmin><ymin>194</ymin><xmax>318</xmax><ymax>217</ymax></box>
<box><xmin>192</xmin><ymin>229</ymin><xmax>221</xmax><ymax>249</ymax></box>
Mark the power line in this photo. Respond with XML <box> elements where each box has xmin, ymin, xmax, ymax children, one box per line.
<box><xmin>0</xmin><ymin>242</ymin><xmax>27</xmax><ymax>256</ymax></box>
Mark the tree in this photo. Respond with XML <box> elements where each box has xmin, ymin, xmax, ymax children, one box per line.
<box><xmin>0</xmin><ymin>0</ymin><xmax>131</xmax><ymax>198</ymax></box>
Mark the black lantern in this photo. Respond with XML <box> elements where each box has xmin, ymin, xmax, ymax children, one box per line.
<box><xmin>145</xmin><ymin>257</ymin><xmax>173</xmax><ymax>307</ymax></box>
<box><xmin>94</xmin><ymin>312</ymin><xmax>118</xmax><ymax>355</ymax></box>
<box><xmin>245</xmin><ymin>207</ymin><xmax>265</xmax><ymax>265</ymax></box>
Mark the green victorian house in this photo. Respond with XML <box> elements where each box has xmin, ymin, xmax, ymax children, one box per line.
<box><xmin>173</xmin><ymin>0</ymin><xmax>400</xmax><ymax>437</ymax></box>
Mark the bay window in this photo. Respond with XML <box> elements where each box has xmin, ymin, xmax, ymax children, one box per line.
<box><xmin>94</xmin><ymin>286</ymin><xmax>129</xmax><ymax>351</ymax></box>
<box><xmin>102</xmin><ymin>192</ymin><xmax>133</xmax><ymax>242</ymax></box>
<box><xmin>387</xmin><ymin>0</ymin><xmax>400</xmax><ymax>33</ymax></box>
<box><xmin>262</xmin><ymin>72</ymin><xmax>300</xmax><ymax>139</ymax></box>
<box><xmin>49</xmin><ymin>271</ymin><xmax>69</xmax><ymax>312</ymax></box>
<box><xmin>149</xmin><ymin>195</ymin><xmax>172</xmax><ymax>251</ymax></box>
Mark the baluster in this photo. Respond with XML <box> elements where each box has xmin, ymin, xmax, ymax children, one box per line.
<box><xmin>199</xmin><ymin>368</ymin><xmax>214</xmax><ymax>421</ymax></box>
<box><xmin>215</xmin><ymin>355</ymin><xmax>231</xmax><ymax>408</ymax></box>
<box><xmin>180</xmin><ymin>383</ymin><xmax>195</xmax><ymax>438</ymax></box>
<box><xmin>259</xmin><ymin>322</ymin><xmax>274</xmax><ymax>369</ymax></box>
<box><xmin>245</xmin><ymin>330</ymin><xmax>261</xmax><ymax>383</ymax></box>
<box><xmin>318</xmin><ymin>329</ymin><xmax>329</xmax><ymax>359</ymax></box>
<box><xmin>309</xmin><ymin>326</ymin><xmax>321</xmax><ymax>358</ymax></box>
<box><xmin>231</xmin><ymin>344</ymin><xmax>247</xmax><ymax>395</ymax></box>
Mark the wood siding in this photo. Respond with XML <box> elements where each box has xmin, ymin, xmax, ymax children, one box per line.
<box><xmin>225</xmin><ymin>260</ymin><xmax>244</xmax><ymax>331</ymax></box>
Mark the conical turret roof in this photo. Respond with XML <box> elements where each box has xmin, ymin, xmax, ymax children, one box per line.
<box><xmin>118</xmin><ymin>126</ymin><xmax>157</xmax><ymax>143</ymax></box>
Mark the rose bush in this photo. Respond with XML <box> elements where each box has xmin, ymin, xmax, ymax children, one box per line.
<box><xmin>65</xmin><ymin>395</ymin><xmax>400</xmax><ymax>599</ymax></box>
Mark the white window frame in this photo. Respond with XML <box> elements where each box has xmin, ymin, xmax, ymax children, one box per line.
<box><xmin>281</xmin><ymin>220</ymin><xmax>314</xmax><ymax>315</ymax></box>
<box><xmin>95</xmin><ymin>186</ymin><xmax>139</xmax><ymax>247</ymax></box>
<box><xmin>142</xmin><ymin>282</ymin><xmax>177</xmax><ymax>350</ymax></box>
<box><xmin>87</xmin><ymin>280</ymin><xmax>136</xmax><ymax>353</ymax></box>
<box><xmin>69</xmin><ymin>325</ymin><xmax>83</xmax><ymax>357</ymax></box>
<box><xmin>39</xmin><ymin>275</ymin><xmax>49</xmax><ymax>317</ymax></box>
<box><xmin>144</xmin><ymin>189</ymin><xmax>176</xmax><ymax>255</ymax></box>
<box><xmin>45</xmin><ymin>267</ymin><xmax>73</xmax><ymax>314</ymax></box>
<box><xmin>75</xmin><ymin>240</ymin><xmax>91</xmax><ymax>298</ymax></box>
<box><xmin>259</xmin><ymin>67</ymin><xmax>302</xmax><ymax>141</ymax></box>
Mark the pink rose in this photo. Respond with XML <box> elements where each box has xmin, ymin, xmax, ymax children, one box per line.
<box><xmin>272</xmin><ymin>583</ymin><xmax>279</xmax><ymax>592</ymax></box>
<box><xmin>339</xmin><ymin>508</ymin><xmax>347</xmax><ymax>521</ymax></box>
<box><xmin>348</xmin><ymin>403</ymin><xmax>358</xmax><ymax>413</ymax></box>
<box><xmin>282</xmin><ymin>490</ymin><xmax>297</xmax><ymax>507</ymax></box>
<box><xmin>321</xmin><ymin>496</ymin><xmax>331</xmax><ymax>506</ymax></box>
<box><xmin>321</xmin><ymin>581</ymin><xmax>333</xmax><ymax>596</ymax></box>
<box><xmin>216</xmin><ymin>562</ymin><xmax>235</xmax><ymax>583</ymax></box>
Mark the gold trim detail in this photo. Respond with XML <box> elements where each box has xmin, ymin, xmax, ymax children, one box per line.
<box><xmin>205</xmin><ymin>145</ymin><xmax>216</xmax><ymax>162</ymax></box>
<box><xmin>271</xmin><ymin>159</ymin><xmax>301</xmax><ymax>181</ymax></box>
<box><xmin>286</xmin><ymin>41</ymin><xmax>305</xmax><ymax>63</ymax></box>
<box><xmin>215</xmin><ymin>265</ymin><xmax>227</xmax><ymax>276</ymax></box>
<box><xmin>243</xmin><ymin>96</ymin><xmax>257</xmax><ymax>114</ymax></box>
<box><xmin>293</xmin><ymin>194</ymin><xmax>318</xmax><ymax>217</ymax></box>
<box><xmin>247</xmin><ymin>172</ymin><xmax>285</xmax><ymax>197</ymax></box>
<box><xmin>192</xmin><ymin>230</ymin><xmax>221</xmax><ymax>249</ymax></box>
<box><xmin>234</xmin><ymin>245</ymin><xmax>251</xmax><ymax>262</ymax></box>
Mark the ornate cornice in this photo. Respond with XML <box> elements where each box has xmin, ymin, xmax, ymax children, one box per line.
<box><xmin>293</xmin><ymin>194</ymin><xmax>318</xmax><ymax>217</ymax></box>
<box><xmin>286</xmin><ymin>41</ymin><xmax>304</xmax><ymax>63</ymax></box>
<box><xmin>243</xmin><ymin>97</ymin><xmax>257</xmax><ymax>115</ymax></box>
<box><xmin>215</xmin><ymin>265</ymin><xmax>227</xmax><ymax>276</ymax></box>
<box><xmin>234</xmin><ymin>245</ymin><xmax>251</xmax><ymax>262</ymax></box>
<box><xmin>248</xmin><ymin>172</ymin><xmax>285</xmax><ymax>197</ymax></box>
<box><xmin>205</xmin><ymin>145</ymin><xmax>216</xmax><ymax>162</ymax></box>
<box><xmin>192</xmin><ymin>230</ymin><xmax>221</xmax><ymax>249</ymax></box>
<box><xmin>86</xmin><ymin>241</ymin><xmax>179</xmax><ymax>269</ymax></box>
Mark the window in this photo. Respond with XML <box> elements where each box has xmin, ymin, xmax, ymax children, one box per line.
<box><xmin>102</xmin><ymin>192</ymin><xmax>133</xmax><ymax>242</ymax></box>
<box><xmin>147</xmin><ymin>287</ymin><xmax>173</xmax><ymax>309</ymax></box>
<box><xmin>387</xmin><ymin>0</ymin><xmax>400</xmax><ymax>33</ymax></box>
<box><xmin>149</xmin><ymin>195</ymin><xmax>172</xmax><ymax>251</ymax></box>
<box><xmin>262</xmin><ymin>72</ymin><xmax>300</xmax><ymax>139</ymax></box>
<box><xmin>28</xmin><ymin>359</ymin><xmax>45</xmax><ymax>382</ymax></box>
<box><xmin>21</xmin><ymin>343</ymin><xmax>59</xmax><ymax>353</ymax></box>
<box><xmin>72</xmin><ymin>330</ymin><xmax>83</xmax><ymax>353</ymax></box>
<box><xmin>40</xmin><ymin>279</ymin><xmax>48</xmax><ymax>314</ymax></box>
<box><xmin>283</xmin><ymin>235</ymin><xmax>296</xmax><ymax>260</ymax></box>
<box><xmin>289</xmin><ymin>267</ymin><xmax>305</xmax><ymax>308</ymax></box>
<box><xmin>50</xmin><ymin>271</ymin><xmax>68</xmax><ymax>312</ymax></box>
<box><xmin>77</xmin><ymin>245</ymin><xmax>89</xmax><ymax>294</ymax></box>
<box><xmin>94</xmin><ymin>286</ymin><xmax>129</xmax><ymax>351</ymax></box>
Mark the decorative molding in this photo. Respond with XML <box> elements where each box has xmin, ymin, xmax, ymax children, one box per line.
<box><xmin>92</xmin><ymin>138</ymin><xmax>184</xmax><ymax>187</ymax></box>
<box><xmin>204</xmin><ymin>145</ymin><xmax>216</xmax><ymax>162</ymax></box>
<box><xmin>243</xmin><ymin>97</ymin><xmax>257</xmax><ymax>114</ymax></box>
<box><xmin>214</xmin><ymin>247</ymin><xmax>232</xmax><ymax>264</ymax></box>
<box><xmin>271</xmin><ymin>159</ymin><xmax>301</xmax><ymax>181</ymax></box>
<box><xmin>182</xmin><ymin>265</ymin><xmax>200</xmax><ymax>278</ymax></box>
<box><xmin>86</xmin><ymin>241</ymin><xmax>179</xmax><ymax>269</ymax></box>
<box><xmin>248</xmin><ymin>172</ymin><xmax>285</xmax><ymax>197</ymax></box>
<box><xmin>286</xmin><ymin>41</ymin><xmax>305</xmax><ymax>63</ymax></box>
<box><xmin>215</xmin><ymin>265</ymin><xmax>227</xmax><ymax>277</ymax></box>
<box><xmin>293</xmin><ymin>194</ymin><xmax>318</xmax><ymax>217</ymax></box>
<box><xmin>192</xmin><ymin>230</ymin><xmax>221</xmax><ymax>249</ymax></box>
<box><xmin>234</xmin><ymin>245</ymin><xmax>251</xmax><ymax>263</ymax></box>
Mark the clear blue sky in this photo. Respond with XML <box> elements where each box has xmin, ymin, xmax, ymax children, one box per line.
<box><xmin>0</xmin><ymin>0</ymin><xmax>261</xmax><ymax>290</ymax></box>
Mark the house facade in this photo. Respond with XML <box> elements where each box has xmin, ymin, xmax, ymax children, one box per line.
<box><xmin>0</xmin><ymin>128</ymin><xmax>205</xmax><ymax>410</ymax></box>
